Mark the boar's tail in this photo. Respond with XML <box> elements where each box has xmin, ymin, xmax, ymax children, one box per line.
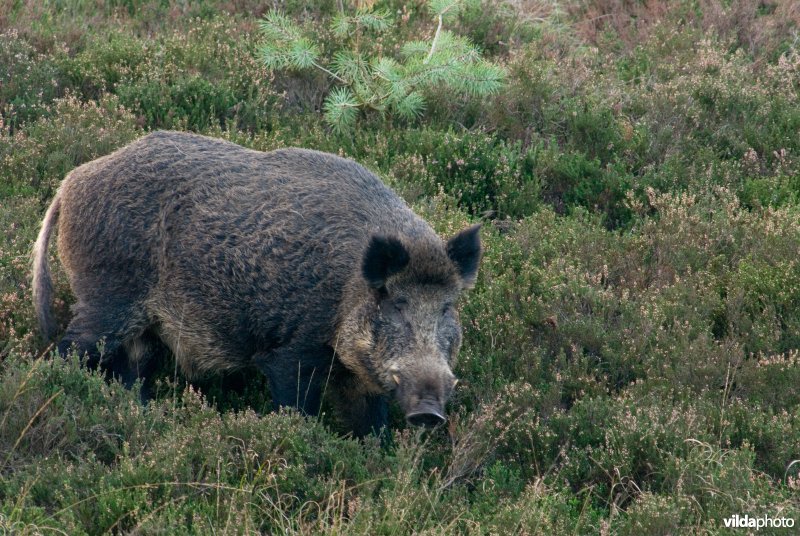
<box><xmin>32</xmin><ymin>193</ymin><xmax>61</xmax><ymax>342</ymax></box>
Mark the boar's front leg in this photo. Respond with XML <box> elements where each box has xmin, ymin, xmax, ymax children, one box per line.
<box><xmin>345</xmin><ymin>393</ymin><xmax>389</xmax><ymax>439</ymax></box>
<box><xmin>253</xmin><ymin>345</ymin><xmax>334</xmax><ymax>417</ymax></box>
<box><xmin>328</xmin><ymin>371</ymin><xmax>389</xmax><ymax>439</ymax></box>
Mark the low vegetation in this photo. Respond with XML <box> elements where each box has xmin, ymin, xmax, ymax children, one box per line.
<box><xmin>1</xmin><ymin>0</ymin><xmax>799</xmax><ymax>533</ymax></box>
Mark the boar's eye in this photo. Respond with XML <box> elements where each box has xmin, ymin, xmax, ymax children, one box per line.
<box><xmin>441</xmin><ymin>303</ymin><xmax>454</xmax><ymax>316</ymax></box>
<box><xmin>393</xmin><ymin>297</ymin><xmax>409</xmax><ymax>312</ymax></box>
<box><xmin>379</xmin><ymin>296</ymin><xmax>407</xmax><ymax>316</ymax></box>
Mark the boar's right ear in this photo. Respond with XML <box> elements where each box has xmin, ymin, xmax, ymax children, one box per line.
<box><xmin>447</xmin><ymin>224</ymin><xmax>481</xmax><ymax>288</ymax></box>
<box><xmin>362</xmin><ymin>235</ymin><xmax>410</xmax><ymax>289</ymax></box>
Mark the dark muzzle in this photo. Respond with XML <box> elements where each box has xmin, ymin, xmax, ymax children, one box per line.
<box><xmin>406</xmin><ymin>400</ymin><xmax>446</xmax><ymax>428</ymax></box>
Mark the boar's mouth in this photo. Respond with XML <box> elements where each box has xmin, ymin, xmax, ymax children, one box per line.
<box><xmin>405</xmin><ymin>399</ymin><xmax>447</xmax><ymax>428</ymax></box>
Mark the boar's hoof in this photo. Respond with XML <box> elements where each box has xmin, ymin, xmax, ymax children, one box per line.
<box><xmin>406</xmin><ymin>401</ymin><xmax>446</xmax><ymax>428</ymax></box>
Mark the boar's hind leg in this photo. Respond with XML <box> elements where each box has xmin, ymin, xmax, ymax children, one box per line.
<box><xmin>253</xmin><ymin>345</ymin><xmax>333</xmax><ymax>418</ymax></box>
<box><xmin>112</xmin><ymin>330</ymin><xmax>168</xmax><ymax>402</ymax></box>
<box><xmin>57</xmin><ymin>299</ymin><xmax>143</xmax><ymax>376</ymax></box>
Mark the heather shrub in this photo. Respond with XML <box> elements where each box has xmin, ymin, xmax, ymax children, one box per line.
<box><xmin>735</xmin><ymin>351</ymin><xmax>800</xmax><ymax>412</ymax></box>
<box><xmin>740</xmin><ymin>170</ymin><xmax>800</xmax><ymax>209</ymax></box>
<box><xmin>63</xmin><ymin>31</ymin><xmax>148</xmax><ymax>99</ymax></box>
<box><xmin>0</xmin><ymin>352</ymin><xmax>594</xmax><ymax>534</ymax></box>
<box><xmin>727</xmin><ymin>258</ymin><xmax>800</xmax><ymax>355</ymax></box>
<box><xmin>539</xmin><ymin>148</ymin><xmax>633</xmax><ymax>227</ymax></box>
<box><xmin>118</xmin><ymin>75</ymin><xmax>239</xmax><ymax>131</ymax></box>
<box><xmin>0</xmin><ymin>30</ymin><xmax>69</xmax><ymax>129</ymax></box>
<box><xmin>455</xmin><ymin>207</ymin><xmax>637</xmax><ymax>395</ymax></box>
<box><xmin>660</xmin><ymin>440</ymin><xmax>799</xmax><ymax>528</ymax></box>
<box><xmin>477</xmin><ymin>478</ymin><xmax>597</xmax><ymax>534</ymax></box>
<box><xmin>0</xmin><ymin>352</ymin><xmax>382</xmax><ymax>533</ymax></box>
<box><xmin>552</xmin><ymin>386</ymin><xmax>798</xmax><ymax>512</ymax></box>
<box><xmin>483</xmin><ymin>44</ymin><xmax>643</xmax><ymax>225</ymax></box>
<box><xmin>633</xmin><ymin>188</ymin><xmax>800</xmax><ymax>357</ymax></box>
<box><xmin>115</xmin><ymin>17</ymin><xmax>277</xmax><ymax>131</ymax></box>
<box><xmin>612</xmin><ymin>493</ymin><xmax>696</xmax><ymax>535</ymax></box>
<box><xmin>485</xmin><ymin>10</ymin><xmax>800</xmax><ymax>221</ymax></box>
<box><xmin>723</xmin><ymin>398</ymin><xmax>800</xmax><ymax>479</ymax></box>
<box><xmin>566</xmin><ymin>0</ymin><xmax>800</xmax><ymax>60</ymax></box>
<box><xmin>0</xmin><ymin>198</ymin><xmax>45</xmax><ymax>354</ymax></box>
<box><xmin>561</xmin><ymin>388</ymin><xmax>722</xmax><ymax>498</ymax></box>
<box><xmin>0</xmin><ymin>352</ymin><xmax>143</xmax><ymax>466</ymax></box>
<box><xmin>0</xmin><ymin>0</ymin><xmax>282</xmax><ymax>38</ymax></box>
<box><xmin>0</xmin><ymin>94</ymin><xmax>141</xmax><ymax>197</ymax></box>
<box><xmin>640</xmin><ymin>41</ymin><xmax>800</xmax><ymax>167</ymax></box>
<box><xmin>391</xmin><ymin>128</ymin><xmax>541</xmax><ymax>218</ymax></box>
<box><xmin>448</xmin><ymin>186</ymin><xmax>800</xmax><ymax>429</ymax></box>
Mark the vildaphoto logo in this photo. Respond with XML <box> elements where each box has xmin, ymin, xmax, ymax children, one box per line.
<box><xmin>723</xmin><ymin>514</ymin><xmax>795</xmax><ymax>530</ymax></box>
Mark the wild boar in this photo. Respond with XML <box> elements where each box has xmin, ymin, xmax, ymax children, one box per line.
<box><xmin>32</xmin><ymin>131</ymin><xmax>481</xmax><ymax>437</ymax></box>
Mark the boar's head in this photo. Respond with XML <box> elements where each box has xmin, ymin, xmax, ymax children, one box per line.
<box><xmin>338</xmin><ymin>224</ymin><xmax>481</xmax><ymax>428</ymax></box>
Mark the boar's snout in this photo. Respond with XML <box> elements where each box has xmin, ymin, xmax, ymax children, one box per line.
<box><xmin>406</xmin><ymin>399</ymin><xmax>447</xmax><ymax>428</ymax></box>
<box><xmin>392</xmin><ymin>364</ymin><xmax>456</xmax><ymax>429</ymax></box>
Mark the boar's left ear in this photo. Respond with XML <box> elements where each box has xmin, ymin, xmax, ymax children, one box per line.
<box><xmin>447</xmin><ymin>224</ymin><xmax>481</xmax><ymax>288</ymax></box>
<box><xmin>362</xmin><ymin>235</ymin><xmax>411</xmax><ymax>289</ymax></box>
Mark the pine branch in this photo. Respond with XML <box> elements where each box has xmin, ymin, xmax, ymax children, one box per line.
<box><xmin>311</xmin><ymin>60</ymin><xmax>347</xmax><ymax>84</ymax></box>
<box><xmin>424</xmin><ymin>12</ymin><xmax>445</xmax><ymax>65</ymax></box>
<box><xmin>257</xmin><ymin>0</ymin><xmax>505</xmax><ymax>131</ymax></box>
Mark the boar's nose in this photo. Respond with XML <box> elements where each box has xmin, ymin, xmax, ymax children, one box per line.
<box><xmin>406</xmin><ymin>399</ymin><xmax>446</xmax><ymax>428</ymax></box>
